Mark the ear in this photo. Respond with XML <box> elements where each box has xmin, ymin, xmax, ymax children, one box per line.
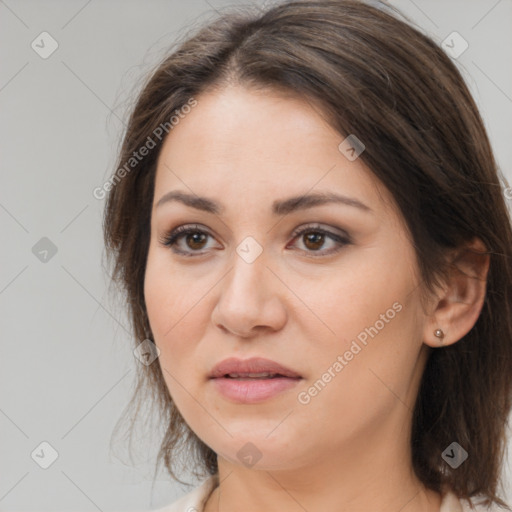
<box><xmin>423</xmin><ymin>237</ymin><xmax>490</xmax><ymax>348</ymax></box>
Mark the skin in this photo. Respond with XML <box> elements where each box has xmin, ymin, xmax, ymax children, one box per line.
<box><xmin>144</xmin><ymin>86</ymin><xmax>489</xmax><ymax>512</ymax></box>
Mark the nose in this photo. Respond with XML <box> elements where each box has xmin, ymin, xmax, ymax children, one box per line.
<box><xmin>211</xmin><ymin>248</ymin><xmax>287</xmax><ymax>339</ymax></box>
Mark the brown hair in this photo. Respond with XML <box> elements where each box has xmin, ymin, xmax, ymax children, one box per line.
<box><xmin>104</xmin><ymin>0</ymin><xmax>512</xmax><ymax>508</ymax></box>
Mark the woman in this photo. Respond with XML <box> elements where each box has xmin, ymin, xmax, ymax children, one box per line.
<box><xmin>104</xmin><ymin>1</ymin><xmax>512</xmax><ymax>511</ymax></box>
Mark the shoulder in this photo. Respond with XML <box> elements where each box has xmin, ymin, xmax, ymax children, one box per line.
<box><xmin>441</xmin><ymin>489</ymin><xmax>509</xmax><ymax>512</ymax></box>
<box><xmin>149</xmin><ymin>479</ymin><xmax>508</xmax><ymax>512</ymax></box>
<box><xmin>151</xmin><ymin>475</ymin><xmax>218</xmax><ymax>512</ymax></box>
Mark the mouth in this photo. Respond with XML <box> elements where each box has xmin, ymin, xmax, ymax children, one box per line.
<box><xmin>221</xmin><ymin>372</ymin><xmax>298</xmax><ymax>380</ymax></box>
<box><xmin>210</xmin><ymin>375</ymin><xmax>302</xmax><ymax>403</ymax></box>
<box><xmin>209</xmin><ymin>357</ymin><xmax>302</xmax><ymax>379</ymax></box>
<box><xmin>208</xmin><ymin>358</ymin><xmax>302</xmax><ymax>403</ymax></box>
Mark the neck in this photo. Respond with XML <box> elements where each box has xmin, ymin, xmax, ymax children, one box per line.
<box><xmin>204</xmin><ymin>429</ymin><xmax>442</xmax><ymax>512</ymax></box>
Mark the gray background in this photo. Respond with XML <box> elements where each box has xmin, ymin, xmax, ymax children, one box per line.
<box><xmin>1</xmin><ymin>0</ymin><xmax>511</xmax><ymax>510</ymax></box>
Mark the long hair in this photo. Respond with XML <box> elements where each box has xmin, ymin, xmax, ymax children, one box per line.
<box><xmin>103</xmin><ymin>1</ymin><xmax>512</xmax><ymax>508</ymax></box>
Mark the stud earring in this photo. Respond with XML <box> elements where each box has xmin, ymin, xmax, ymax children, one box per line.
<box><xmin>434</xmin><ymin>328</ymin><xmax>445</xmax><ymax>339</ymax></box>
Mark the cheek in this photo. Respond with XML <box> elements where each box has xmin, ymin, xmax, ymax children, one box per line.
<box><xmin>144</xmin><ymin>252</ymin><xmax>195</xmax><ymax>375</ymax></box>
<box><xmin>294</xmin><ymin>247</ymin><xmax>423</xmax><ymax>394</ymax></box>
<box><xmin>309</xmin><ymin>252</ymin><xmax>415</xmax><ymax>340</ymax></box>
<box><xmin>144</xmin><ymin>258</ymin><xmax>202</xmax><ymax>417</ymax></box>
<box><xmin>144</xmin><ymin>249</ymin><xmax>220</xmax><ymax>387</ymax></box>
<box><xmin>144</xmin><ymin>249</ymin><xmax>200</xmax><ymax>337</ymax></box>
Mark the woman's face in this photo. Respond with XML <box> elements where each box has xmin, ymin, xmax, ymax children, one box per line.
<box><xmin>144</xmin><ymin>86</ymin><xmax>433</xmax><ymax>472</ymax></box>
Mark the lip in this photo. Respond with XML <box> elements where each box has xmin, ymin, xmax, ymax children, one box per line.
<box><xmin>208</xmin><ymin>357</ymin><xmax>302</xmax><ymax>404</ymax></box>
<box><xmin>209</xmin><ymin>357</ymin><xmax>301</xmax><ymax>379</ymax></box>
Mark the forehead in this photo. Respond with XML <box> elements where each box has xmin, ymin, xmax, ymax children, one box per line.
<box><xmin>160</xmin><ymin>87</ymin><xmax>333</xmax><ymax>163</ymax></box>
<box><xmin>153</xmin><ymin>86</ymin><xmax>396</xmax><ymax>217</ymax></box>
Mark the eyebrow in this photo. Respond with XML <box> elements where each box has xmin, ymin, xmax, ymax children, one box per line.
<box><xmin>155</xmin><ymin>190</ymin><xmax>373</xmax><ymax>215</ymax></box>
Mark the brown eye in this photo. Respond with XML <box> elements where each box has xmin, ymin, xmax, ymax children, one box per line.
<box><xmin>160</xmin><ymin>223</ymin><xmax>351</xmax><ymax>258</ymax></box>
<box><xmin>302</xmin><ymin>231</ymin><xmax>326</xmax><ymax>251</ymax></box>
<box><xmin>185</xmin><ymin>232</ymin><xmax>208</xmax><ymax>250</ymax></box>
<box><xmin>160</xmin><ymin>224</ymin><xmax>217</xmax><ymax>256</ymax></box>
<box><xmin>289</xmin><ymin>224</ymin><xmax>351</xmax><ymax>257</ymax></box>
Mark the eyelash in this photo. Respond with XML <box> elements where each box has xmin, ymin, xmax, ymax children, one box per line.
<box><xmin>159</xmin><ymin>223</ymin><xmax>351</xmax><ymax>258</ymax></box>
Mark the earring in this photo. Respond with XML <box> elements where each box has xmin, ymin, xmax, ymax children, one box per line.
<box><xmin>434</xmin><ymin>328</ymin><xmax>445</xmax><ymax>339</ymax></box>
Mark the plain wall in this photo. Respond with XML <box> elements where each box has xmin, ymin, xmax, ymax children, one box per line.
<box><xmin>1</xmin><ymin>0</ymin><xmax>511</xmax><ymax>510</ymax></box>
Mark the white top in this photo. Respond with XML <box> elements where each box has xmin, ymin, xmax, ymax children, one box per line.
<box><xmin>151</xmin><ymin>475</ymin><xmax>501</xmax><ymax>512</ymax></box>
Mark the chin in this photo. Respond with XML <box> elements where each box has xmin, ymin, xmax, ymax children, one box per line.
<box><xmin>207</xmin><ymin>428</ymin><xmax>305</xmax><ymax>471</ymax></box>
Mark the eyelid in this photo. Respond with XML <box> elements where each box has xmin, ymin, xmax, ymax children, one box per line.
<box><xmin>288</xmin><ymin>223</ymin><xmax>351</xmax><ymax>258</ymax></box>
<box><xmin>159</xmin><ymin>222</ymin><xmax>351</xmax><ymax>257</ymax></box>
<box><xmin>290</xmin><ymin>223</ymin><xmax>350</xmax><ymax>243</ymax></box>
<box><xmin>158</xmin><ymin>223</ymin><xmax>219</xmax><ymax>256</ymax></box>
